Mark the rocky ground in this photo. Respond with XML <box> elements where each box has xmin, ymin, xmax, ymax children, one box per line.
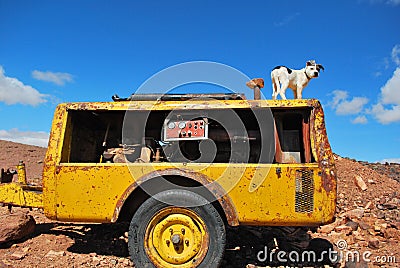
<box><xmin>0</xmin><ymin>140</ymin><xmax>399</xmax><ymax>267</ymax></box>
<box><xmin>0</xmin><ymin>140</ymin><xmax>45</xmax><ymax>185</ymax></box>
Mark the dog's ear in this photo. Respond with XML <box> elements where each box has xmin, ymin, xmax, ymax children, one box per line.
<box><xmin>317</xmin><ymin>64</ymin><xmax>325</xmax><ymax>71</ymax></box>
<box><xmin>306</xmin><ymin>60</ymin><xmax>316</xmax><ymax>66</ymax></box>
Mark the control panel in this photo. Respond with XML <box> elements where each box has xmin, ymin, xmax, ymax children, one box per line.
<box><xmin>163</xmin><ymin>118</ymin><xmax>208</xmax><ymax>141</ymax></box>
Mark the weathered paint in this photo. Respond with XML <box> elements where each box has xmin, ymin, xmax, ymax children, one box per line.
<box><xmin>1</xmin><ymin>98</ymin><xmax>336</xmax><ymax>227</ymax></box>
<box><xmin>309</xmin><ymin>100</ymin><xmax>337</xmax><ymax>193</ymax></box>
<box><xmin>17</xmin><ymin>161</ymin><xmax>27</xmax><ymax>184</ymax></box>
<box><xmin>0</xmin><ymin>182</ymin><xmax>43</xmax><ymax>208</ymax></box>
<box><xmin>43</xmin><ymin>103</ymin><xmax>68</xmax><ymax>219</ymax></box>
<box><xmin>0</xmin><ymin>160</ymin><xmax>43</xmax><ymax>208</ymax></box>
<box><xmin>60</xmin><ymin>98</ymin><xmax>321</xmax><ymax>111</ymax></box>
<box><xmin>48</xmin><ymin>162</ymin><xmax>334</xmax><ymax>226</ymax></box>
<box><xmin>112</xmin><ymin>168</ymin><xmax>239</xmax><ymax>225</ymax></box>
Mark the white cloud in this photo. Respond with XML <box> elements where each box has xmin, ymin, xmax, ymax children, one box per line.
<box><xmin>352</xmin><ymin>115</ymin><xmax>368</xmax><ymax>124</ymax></box>
<box><xmin>329</xmin><ymin>90</ymin><xmax>348</xmax><ymax>107</ymax></box>
<box><xmin>0</xmin><ymin>129</ymin><xmax>49</xmax><ymax>147</ymax></box>
<box><xmin>378</xmin><ymin>158</ymin><xmax>400</xmax><ymax>164</ymax></box>
<box><xmin>348</xmin><ymin>44</ymin><xmax>400</xmax><ymax>124</ymax></box>
<box><xmin>369</xmin><ymin>67</ymin><xmax>400</xmax><ymax>124</ymax></box>
<box><xmin>32</xmin><ymin>70</ymin><xmax>73</xmax><ymax>86</ymax></box>
<box><xmin>0</xmin><ymin>66</ymin><xmax>48</xmax><ymax>106</ymax></box>
<box><xmin>381</xmin><ymin>67</ymin><xmax>400</xmax><ymax>105</ymax></box>
<box><xmin>329</xmin><ymin>90</ymin><xmax>369</xmax><ymax>115</ymax></box>
<box><xmin>274</xmin><ymin>12</ymin><xmax>300</xmax><ymax>27</ymax></box>
<box><xmin>337</xmin><ymin>97</ymin><xmax>369</xmax><ymax>115</ymax></box>
<box><xmin>392</xmin><ymin>44</ymin><xmax>400</xmax><ymax>65</ymax></box>
<box><xmin>387</xmin><ymin>0</ymin><xmax>400</xmax><ymax>5</ymax></box>
<box><xmin>360</xmin><ymin>0</ymin><xmax>400</xmax><ymax>5</ymax></box>
<box><xmin>370</xmin><ymin>103</ymin><xmax>400</xmax><ymax>124</ymax></box>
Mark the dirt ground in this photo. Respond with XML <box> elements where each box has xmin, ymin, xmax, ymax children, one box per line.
<box><xmin>0</xmin><ymin>140</ymin><xmax>399</xmax><ymax>267</ymax></box>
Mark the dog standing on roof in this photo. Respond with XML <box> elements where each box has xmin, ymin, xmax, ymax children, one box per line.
<box><xmin>271</xmin><ymin>60</ymin><xmax>324</xmax><ymax>100</ymax></box>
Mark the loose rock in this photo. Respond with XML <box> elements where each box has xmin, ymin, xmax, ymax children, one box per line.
<box><xmin>368</xmin><ymin>238</ymin><xmax>380</xmax><ymax>249</ymax></box>
<box><xmin>45</xmin><ymin>250</ymin><xmax>66</xmax><ymax>258</ymax></box>
<box><xmin>354</xmin><ymin>175</ymin><xmax>368</xmax><ymax>191</ymax></box>
<box><xmin>0</xmin><ymin>213</ymin><xmax>35</xmax><ymax>244</ymax></box>
<box><xmin>9</xmin><ymin>251</ymin><xmax>26</xmax><ymax>260</ymax></box>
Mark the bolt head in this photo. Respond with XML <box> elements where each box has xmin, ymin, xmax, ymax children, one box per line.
<box><xmin>171</xmin><ymin>234</ymin><xmax>181</xmax><ymax>245</ymax></box>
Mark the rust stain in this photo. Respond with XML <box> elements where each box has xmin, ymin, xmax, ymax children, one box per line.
<box><xmin>310</xmin><ymin>101</ymin><xmax>336</xmax><ymax>194</ymax></box>
<box><xmin>112</xmin><ymin>168</ymin><xmax>239</xmax><ymax>226</ymax></box>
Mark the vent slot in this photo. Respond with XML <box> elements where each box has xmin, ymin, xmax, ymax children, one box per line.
<box><xmin>295</xmin><ymin>169</ymin><xmax>314</xmax><ymax>213</ymax></box>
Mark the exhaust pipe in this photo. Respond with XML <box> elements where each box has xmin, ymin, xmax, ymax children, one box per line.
<box><xmin>246</xmin><ymin>78</ymin><xmax>264</xmax><ymax>100</ymax></box>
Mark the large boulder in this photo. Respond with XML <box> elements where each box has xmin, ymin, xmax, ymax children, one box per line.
<box><xmin>0</xmin><ymin>212</ymin><xmax>36</xmax><ymax>244</ymax></box>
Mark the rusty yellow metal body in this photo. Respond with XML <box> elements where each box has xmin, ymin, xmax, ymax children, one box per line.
<box><xmin>0</xmin><ymin>161</ymin><xmax>43</xmax><ymax>208</ymax></box>
<box><xmin>0</xmin><ymin>183</ymin><xmax>43</xmax><ymax>208</ymax></box>
<box><xmin>41</xmin><ymin>98</ymin><xmax>336</xmax><ymax>226</ymax></box>
<box><xmin>1</xmin><ymin>98</ymin><xmax>336</xmax><ymax>227</ymax></box>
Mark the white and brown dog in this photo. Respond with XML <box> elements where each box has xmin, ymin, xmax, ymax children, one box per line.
<box><xmin>271</xmin><ymin>60</ymin><xmax>324</xmax><ymax>100</ymax></box>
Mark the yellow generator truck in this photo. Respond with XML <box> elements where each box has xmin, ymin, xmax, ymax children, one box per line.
<box><xmin>0</xmin><ymin>92</ymin><xmax>336</xmax><ymax>267</ymax></box>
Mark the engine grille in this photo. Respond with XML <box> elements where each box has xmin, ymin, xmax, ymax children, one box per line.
<box><xmin>295</xmin><ymin>169</ymin><xmax>314</xmax><ymax>213</ymax></box>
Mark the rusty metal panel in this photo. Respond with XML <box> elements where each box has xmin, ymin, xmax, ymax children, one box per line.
<box><xmin>62</xmin><ymin>98</ymin><xmax>319</xmax><ymax>111</ymax></box>
<box><xmin>221</xmin><ymin>164</ymin><xmax>335</xmax><ymax>225</ymax></box>
<box><xmin>309</xmin><ymin>101</ymin><xmax>336</xmax><ymax>194</ymax></box>
<box><xmin>0</xmin><ymin>183</ymin><xmax>43</xmax><ymax>208</ymax></box>
<box><xmin>302</xmin><ymin>116</ymin><xmax>311</xmax><ymax>163</ymax></box>
<box><xmin>50</xmin><ymin>162</ymin><xmax>335</xmax><ymax>226</ymax></box>
<box><xmin>112</xmin><ymin>168</ymin><xmax>239</xmax><ymax>225</ymax></box>
<box><xmin>42</xmin><ymin>103</ymin><xmax>68</xmax><ymax>219</ymax></box>
<box><xmin>35</xmin><ymin>98</ymin><xmax>336</xmax><ymax>226</ymax></box>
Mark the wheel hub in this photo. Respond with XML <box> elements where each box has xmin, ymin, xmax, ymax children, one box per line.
<box><xmin>145</xmin><ymin>207</ymin><xmax>209</xmax><ymax>267</ymax></box>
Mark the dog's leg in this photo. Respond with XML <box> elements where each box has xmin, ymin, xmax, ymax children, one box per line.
<box><xmin>272</xmin><ymin>84</ymin><xmax>276</xmax><ymax>100</ymax></box>
<box><xmin>293</xmin><ymin>89</ymin><xmax>298</xmax><ymax>99</ymax></box>
<box><xmin>271</xmin><ymin>77</ymin><xmax>279</xmax><ymax>100</ymax></box>
<box><xmin>279</xmin><ymin>80</ymin><xmax>288</xmax><ymax>100</ymax></box>
<box><xmin>296</xmin><ymin>87</ymin><xmax>303</xmax><ymax>99</ymax></box>
<box><xmin>272</xmin><ymin>82</ymin><xmax>279</xmax><ymax>100</ymax></box>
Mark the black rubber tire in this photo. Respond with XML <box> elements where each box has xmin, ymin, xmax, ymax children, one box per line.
<box><xmin>128</xmin><ymin>189</ymin><xmax>226</xmax><ymax>268</ymax></box>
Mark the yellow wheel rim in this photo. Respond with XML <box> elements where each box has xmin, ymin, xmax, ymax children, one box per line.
<box><xmin>145</xmin><ymin>207</ymin><xmax>209</xmax><ymax>267</ymax></box>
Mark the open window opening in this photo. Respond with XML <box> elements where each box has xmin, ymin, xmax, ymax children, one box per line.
<box><xmin>273</xmin><ymin>109</ymin><xmax>314</xmax><ymax>163</ymax></box>
<box><xmin>61</xmin><ymin>108</ymin><xmax>275</xmax><ymax>164</ymax></box>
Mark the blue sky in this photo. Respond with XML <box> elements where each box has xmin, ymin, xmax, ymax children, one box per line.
<box><xmin>0</xmin><ymin>0</ymin><xmax>399</xmax><ymax>163</ymax></box>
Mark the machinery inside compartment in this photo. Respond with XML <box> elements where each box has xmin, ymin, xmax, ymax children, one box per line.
<box><xmin>61</xmin><ymin>107</ymin><xmax>313</xmax><ymax>164</ymax></box>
